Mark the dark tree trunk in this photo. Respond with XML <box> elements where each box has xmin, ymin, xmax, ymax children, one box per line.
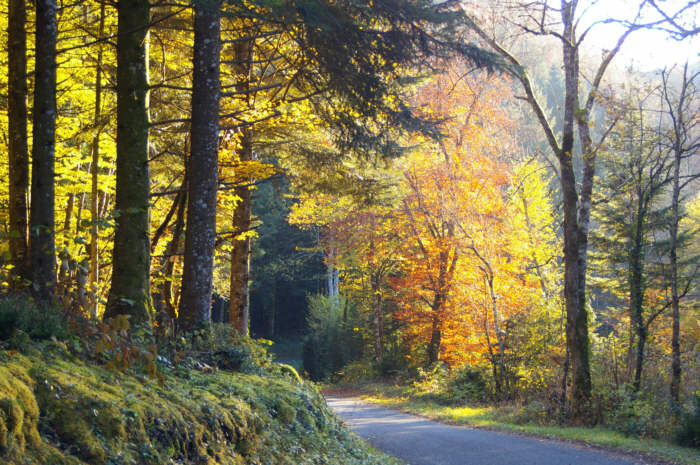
<box><xmin>228</xmin><ymin>39</ymin><xmax>253</xmax><ymax>335</ymax></box>
<box><xmin>105</xmin><ymin>0</ymin><xmax>152</xmax><ymax>324</ymax></box>
<box><xmin>561</xmin><ymin>2</ymin><xmax>591</xmax><ymax>420</ymax></box>
<box><xmin>89</xmin><ymin>2</ymin><xmax>106</xmax><ymax>318</ymax></box>
<box><xmin>29</xmin><ymin>0</ymin><xmax>58</xmax><ymax>301</ymax></box>
<box><xmin>8</xmin><ymin>0</ymin><xmax>29</xmax><ymax>282</ymax></box>
<box><xmin>178</xmin><ymin>0</ymin><xmax>221</xmax><ymax>332</ymax></box>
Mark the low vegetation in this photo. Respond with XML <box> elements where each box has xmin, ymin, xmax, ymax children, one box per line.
<box><xmin>0</xmin><ymin>296</ymin><xmax>399</xmax><ymax>465</ymax></box>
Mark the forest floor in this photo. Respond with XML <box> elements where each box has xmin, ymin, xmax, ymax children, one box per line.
<box><xmin>0</xmin><ymin>336</ymin><xmax>399</xmax><ymax>465</ymax></box>
<box><xmin>324</xmin><ymin>385</ymin><xmax>699</xmax><ymax>465</ymax></box>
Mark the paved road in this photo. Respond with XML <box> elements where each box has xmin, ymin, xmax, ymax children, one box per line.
<box><xmin>326</xmin><ymin>397</ymin><xmax>648</xmax><ymax>465</ymax></box>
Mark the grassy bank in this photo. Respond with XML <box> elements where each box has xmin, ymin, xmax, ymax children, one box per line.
<box><xmin>0</xmin><ymin>338</ymin><xmax>400</xmax><ymax>465</ymax></box>
<box><xmin>329</xmin><ymin>383</ymin><xmax>698</xmax><ymax>465</ymax></box>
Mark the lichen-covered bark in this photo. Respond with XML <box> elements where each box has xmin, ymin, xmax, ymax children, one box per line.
<box><xmin>560</xmin><ymin>5</ymin><xmax>591</xmax><ymax>418</ymax></box>
<box><xmin>178</xmin><ymin>0</ymin><xmax>221</xmax><ymax>332</ymax></box>
<box><xmin>8</xmin><ymin>0</ymin><xmax>29</xmax><ymax>282</ymax></box>
<box><xmin>105</xmin><ymin>0</ymin><xmax>152</xmax><ymax>324</ymax></box>
<box><xmin>29</xmin><ymin>0</ymin><xmax>58</xmax><ymax>300</ymax></box>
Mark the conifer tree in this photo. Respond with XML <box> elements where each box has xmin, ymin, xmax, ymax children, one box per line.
<box><xmin>178</xmin><ymin>0</ymin><xmax>222</xmax><ymax>332</ymax></box>
<box><xmin>7</xmin><ymin>0</ymin><xmax>29</xmax><ymax>283</ymax></box>
<box><xmin>105</xmin><ymin>0</ymin><xmax>152</xmax><ymax>324</ymax></box>
<box><xmin>29</xmin><ymin>0</ymin><xmax>59</xmax><ymax>300</ymax></box>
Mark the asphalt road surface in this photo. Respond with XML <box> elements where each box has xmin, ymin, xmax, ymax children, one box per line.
<box><xmin>326</xmin><ymin>396</ymin><xmax>649</xmax><ymax>465</ymax></box>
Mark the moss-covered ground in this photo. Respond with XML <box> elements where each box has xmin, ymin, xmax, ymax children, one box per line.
<box><xmin>0</xmin><ymin>340</ymin><xmax>401</xmax><ymax>465</ymax></box>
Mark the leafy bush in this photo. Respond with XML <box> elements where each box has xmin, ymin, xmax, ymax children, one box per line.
<box><xmin>0</xmin><ymin>294</ymin><xmax>68</xmax><ymax>342</ymax></box>
<box><xmin>512</xmin><ymin>399</ymin><xmax>553</xmax><ymax>425</ymax></box>
<box><xmin>676</xmin><ymin>392</ymin><xmax>700</xmax><ymax>448</ymax></box>
<box><xmin>603</xmin><ymin>388</ymin><xmax>674</xmax><ymax>438</ymax></box>
<box><xmin>447</xmin><ymin>365</ymin><xmax>490</xmax><ymax>404</ymax></box>
<box><xmin>302</xmin><ymin>294</ymin><xmax>359</xmax><ymax>381</ymax></box>
<box><xmin>338</xmin><ymin>360</ymin><xmax>379</xmax><ymax>383</ymax></box>
<box><xmin>157</xmin><ymin>323</ymin><xmax>277</xmax><ymax>375</ymax></box>
<box><xmin>411</xmin><ymin>362</ymin><xmax>450</xmax><ymax>402</ymax></box>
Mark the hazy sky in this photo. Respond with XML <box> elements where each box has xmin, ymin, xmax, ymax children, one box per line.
<box><xmin>581</xmin><ymin>0</ymin><xmax>698</xmax><ymax>70</ymax></box>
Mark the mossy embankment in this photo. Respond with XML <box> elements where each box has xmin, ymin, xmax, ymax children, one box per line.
<box><xmin>0</xmin><ymin>340</ymin><xmax>399</xmax><ymax>465</ymax></box>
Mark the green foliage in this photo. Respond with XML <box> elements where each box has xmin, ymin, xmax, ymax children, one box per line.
<box><xmin>676</xmin><ymin>392</ymin><xmax>700</xmax><ymax>448</ymax></box>
<box><xmin>338</xmin><ymin>360</ymin><xmax>379</xmax><ymax>383</ymax></box>
<box><xmin>413</xmin><ymin>362</ymin><xmax>449</xmax><ymax>400</ymax></box>
<box><xmin>409</xmin><ymin>363</ymin><xmax>490</xmax><ymax>405</ymax></box>
<box><xmin>510</xmin><ymin>400</ymin><xmax>553</xmax><ymax>426</ymax></box>
<box><xmin>0</xmin><ymin>294</ymin><xmax>68</xmax><ymax>342</ymax></box>
<box><xmin>247</xmin><ymin>177</ymin><xmax>323</xmax><ymax>339</ymax></box>
<box><xmin>594</xmin><ymin>386</ymin><xmax>676</xmax><ymax>439</ymax></box>
<box><xmin>302</xmin><ymin>294</ymin><xmax>360</xmax><ymax>381</ymax></box>
<box><xmin>446</xmin><ymin>365</ymin><xmax>490</xmax><ymax>404</ymax></box>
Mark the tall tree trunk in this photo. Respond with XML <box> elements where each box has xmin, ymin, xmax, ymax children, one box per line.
<box><xmin>88</xmin><ymin>2</ymin><xmax>106</xmax><ymax>318</ymax></box>
<box><xmin>228</xmin><ymin>39</ymin><xmax>253</xmax><ymax>335</ymax></box>
<box><xmin>178</xmin><ymin>0</ymin><xmax>221</xmax><ymax>332</ymax></box>
<box><xmin>561</xmin><ymin>1</ymin><xmax>591</xmax><ymax>420</ymax></box>
<box><xmin>105</xmin><ymin>0</ymin><xmax>152</xmax><ymax>324</ymax></box>
<box><xmin>29</xmin><ymin>0</ymin><xmax>58</xmax><ymax>301</ymax></box>
<box><xmin>8</xmin><ymin>0</ymin><xmax>29</xmax><ymax>283</ymax></box>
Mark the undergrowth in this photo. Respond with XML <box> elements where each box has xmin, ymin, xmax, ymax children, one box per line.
<box><xmin>0</xmin><ymin>295</ymin><xmax>400</xmax><ymax>465</ymax></box>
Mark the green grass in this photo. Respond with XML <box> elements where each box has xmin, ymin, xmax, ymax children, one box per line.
<box><xmin>340</xmin><ymin>384</ymin><xmax>699</xmax><ymax>465</ymax></box>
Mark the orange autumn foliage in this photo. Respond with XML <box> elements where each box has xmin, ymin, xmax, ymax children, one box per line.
<box><xmin>391</xmin><ymin>68</ymin><xmax>545</xmax><ymax>369</ymax></box>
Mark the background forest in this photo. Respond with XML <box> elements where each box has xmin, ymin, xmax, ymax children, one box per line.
<box><xmin>0</xmin><ymin>0</ymin><xmax>698</xmax><ymax>456</ymax></box>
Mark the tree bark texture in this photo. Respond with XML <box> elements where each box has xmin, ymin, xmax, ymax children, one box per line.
<box><xmin>8</xmin><ymin>0</ymin><xmax>29</xmax><ymax>282</ymax></box>
<box><xmin>29</xmin><ymin>0</ymin><xmax>59</xmax><ymax>300</ymax></box>
<box><xmin>89</xmin><ymin>2</ymin><xmax>106</xmax><ymax>318</ymax></box>
<box><xmin>105</xmin><ymin>0</ymin><xmax>152</xmax><ymax>324</ymax></box>
<box><xmin>178</xmin><ymin>0</ymin><xmax>221</xmax><ymax>332</ymax></box>
<box><xmin>560</xmin><ymin>1</ymin><xmax>591</xmax><ymax>420</ymax></box>
<box><xmin>228</xmin><ymin>39</ymin><xmax>253</xmax><ymax>335</ymax></box>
